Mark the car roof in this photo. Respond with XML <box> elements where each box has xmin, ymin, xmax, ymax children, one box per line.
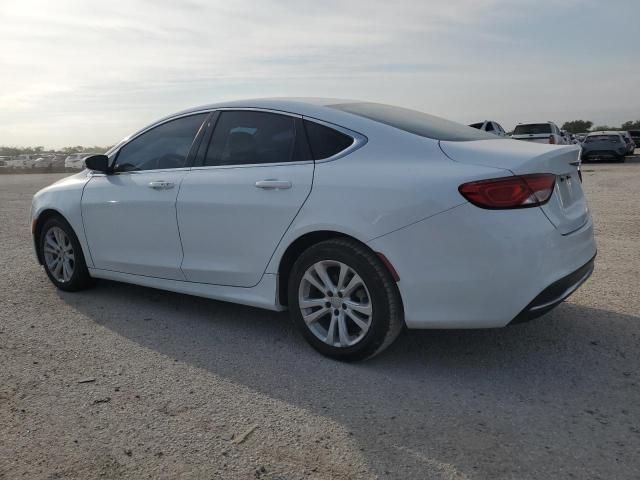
<box><xmin>169</xmin><ymin>97</ymin><xmax>361</xmax><ymax>121</ymax></box>
<box><xmin>587</xmin><ymin>131</ymin><xmax>622</xmax><ymax>135</ymax></box>
<box><xmin>118</xmin><ymin>97</ymin><xmax>383</xmax><ymax>146</ymax></box>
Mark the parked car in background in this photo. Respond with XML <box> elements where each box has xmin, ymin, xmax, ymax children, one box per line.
<box><xmin>628</xmin><ymin>130</ymin><xmax>640</xmax><ymax>148</ymax></box>
<box><xmin>64</xmin><ymin>153</ymin><xmax>91</xmax><ymax>169</ymax></box>
<box><xmin>575</xmin><ymin>133</ymin><xmax>589</xmax><ymax>143</ymax></box>
<box><xmin>619</xmin><ymin>131</ymin><xmax>636</xmax><ymax>154</ymax></box>
<box><xmin>581</xmin><ymin>132</ymin><xmax>628</xmax><ymax>162</ymax></box>
<box><xmin>468</xmin><ymin>120</ymin><xmax>507</xmax><ymax>137</ymax></box>
<box><xmin>30</xmin><ymin>98</ymin><xmax>595</xmax><ymax>360</ymax></box>
<box><xmin>512</xmin><ymin>122</ymin><xmax>567</xmax><ymax>145</ymax></box>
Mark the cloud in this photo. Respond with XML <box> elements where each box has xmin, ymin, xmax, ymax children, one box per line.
<box><xmin>0</xmin><ymin>0</ymin><xmax>638</xmax><ymax>146</ymax></box>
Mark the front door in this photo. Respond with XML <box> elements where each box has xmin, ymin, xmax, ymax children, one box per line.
<box><xmin>81</xmin><ymin>113</ymin><xmax>208</xmax><ymax>280</ymax></box>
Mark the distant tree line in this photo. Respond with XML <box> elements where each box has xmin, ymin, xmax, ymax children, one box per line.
<box><xmin>561</xmin><ymin>120</ymin><xmax>640</xmax><ymax>134</ymax></box>
<box><xmin>0</xmin><ymin>145</ymin><xmax>112</xmax><ymax>156</ymax></box>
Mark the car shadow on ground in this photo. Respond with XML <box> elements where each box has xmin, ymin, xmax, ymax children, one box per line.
<box><xmin>58</xmin><ymin>279</ymin><xmax>640</xmax><ymax>478</ymax></box>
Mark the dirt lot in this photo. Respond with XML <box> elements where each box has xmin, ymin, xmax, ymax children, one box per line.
<box><xmin>1</xmin><ymin>161</ymin><xmax>639</xmax><ymax>479</ymax></box>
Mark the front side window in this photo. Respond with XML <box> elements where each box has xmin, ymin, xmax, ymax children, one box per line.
<box><xmin>114</xmin><ymin>113</ymin><xmax>207</xmax><ymax>171</ymax></box>
<box><xmin>203</xmin><ymin>111</ymin><xmax>309</xmax><ymax>166</ymax></box>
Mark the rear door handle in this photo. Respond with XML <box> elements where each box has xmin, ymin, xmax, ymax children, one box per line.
<box><xmin>148</xmin><ymin>181</ymin><xmax>175</xmax><ymax>190</ymax></box>
<box><xmin>255</xmin><ymin>179</ymin><xmax>292</xmax><ymax>190</ymax></box>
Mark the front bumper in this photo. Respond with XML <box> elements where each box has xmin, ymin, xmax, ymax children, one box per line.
<box><xmin>509</xmin><ymin>253</ymin><xmax>595</xmax><ymax>325</ymax></box>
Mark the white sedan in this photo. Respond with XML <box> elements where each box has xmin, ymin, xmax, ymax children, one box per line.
<box><xmin>31</xmin><ymin>98</ymin><xmax>596</xmax><ymax>360</ymax></box>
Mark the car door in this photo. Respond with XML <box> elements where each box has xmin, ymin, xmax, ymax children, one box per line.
<box><xmin>81</xmin><ymin>112</ymin><xmax>209</xmax><ymax>280</ymax></box>
<box><xmin>177</xmin><ymin>109</ymin><xmax>314</xmax><ymax>287</ymax></box>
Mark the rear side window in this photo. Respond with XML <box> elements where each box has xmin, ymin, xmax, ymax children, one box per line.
<box><xmin>303</xmin><ymin>120</ymin><xmax>354</xmax><ymax>160</ymax></box>
<box><xmin>114</xmin><ymin>114</ymin><xmax>207</xmax><ymax>171</ymax></box>
<box><xmin>203</xmin><ymin>111</ymin><xmax>310</xmax><ymax>166</ymax></box>
<box><xmin>330</xmin><ymin>102</ymin><xmax>495</xmax><ymax>141</ymax></box>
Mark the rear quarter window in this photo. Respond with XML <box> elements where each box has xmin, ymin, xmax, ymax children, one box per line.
<box><xmin>329</xmin><ymin>102</ymin><xmax>495</xmax><ymax>142</ymax></box>
<box><xmin>303</xmin><ymin>120</ymin><xmax>354</xmax><ymax>160</ymax></box>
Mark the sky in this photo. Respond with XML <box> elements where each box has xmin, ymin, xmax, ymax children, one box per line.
<box><xmin>1</xmin><ymin>0</ymin><xmax>639</xmax><ymax>148</ymax></box>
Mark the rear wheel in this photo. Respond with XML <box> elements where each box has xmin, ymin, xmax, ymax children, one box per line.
<box><xmin>288</xmin><ymin>238</ymin><xmax>403</xmax><ymax>361</ymax></box>
<box><xmin>39</xmin><ymin>216</ymin><xmax>93</xmax><ymax>291</ymax></box>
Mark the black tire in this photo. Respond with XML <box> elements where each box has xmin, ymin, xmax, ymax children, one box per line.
<box><xmin>39</xmin><ymin>216</ymin><xmax>94</xmax><ymax>291</ymax></box>
<box><xmin>288</xmin><ymin>238</ymin><xmax>404</xmax><ymax>361</ymax></box>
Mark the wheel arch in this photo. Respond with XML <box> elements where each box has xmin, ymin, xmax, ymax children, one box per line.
<box><xmin>33</xmin><ymin>209</ymin><xmax>73</xmax><ymax>265</ymax></box>
<box><xmin>276</xmin><ymin>230</ymin><xmax>399</xmax><ymax>306</ymax></box>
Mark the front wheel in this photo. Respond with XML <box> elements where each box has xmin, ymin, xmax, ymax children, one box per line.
<box><xmin>39</xmin><ymin>216</ymin><xmax>94</xmax><ymax>291</ymax></box>
<box><xmin>288</xmin><ymin>238</ymin><xmax>404</xmax><ymax>361</ymax></box>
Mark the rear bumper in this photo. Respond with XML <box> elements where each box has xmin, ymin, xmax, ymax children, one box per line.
<box><xmin>367</xmin><ymin>203</ymin><xmax>597</xmax><ymax>329</ymax></box>
<box><xmin>509</xmin><ymin>253</ymin><xmax>595</xmax><ymax>324</ymax></box>
<box><xmin>582</xmin><ymin>149</ymin><xmax>625</xmax><ymax>158</ymax></box>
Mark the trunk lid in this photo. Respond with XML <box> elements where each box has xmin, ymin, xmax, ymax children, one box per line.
<box><xmin>440</xmin><ymin>139</ymin><xmax>589</xmax><ymax>235</ymax></box>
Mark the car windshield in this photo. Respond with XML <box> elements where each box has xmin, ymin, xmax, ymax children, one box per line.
<box><xmin>513</xmin><ymin>124</ymin><xmax>552</xmax><ymax>135</ymax></box>
<box><xmin>329</xmin><ymin>102</ymin><xmax>496</xmax><ymax>141</ymax></box>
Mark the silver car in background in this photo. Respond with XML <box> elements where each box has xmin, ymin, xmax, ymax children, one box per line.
<box><xmin>581</xmin><ymin>132</ymin><xmax>628</xmax><ymax>162</ymax></box>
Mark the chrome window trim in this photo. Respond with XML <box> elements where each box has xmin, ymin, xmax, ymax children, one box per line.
<box><xmin>213</xmin><ymin>107</ymin><xmax>303</xmax><ymax>119</ymax></box>
<box><xmin>88</xmin><ymin>167</ymin><xmax>192</xmax><ymax>177</ymax></box>
<box><xmin>301</xmin><ymin>116</ymin><xmax>368</xmax><ymax>163</ymax></box>
<box><xmin>190</xmin><ymin>160</ymin><xmax>314</xmax><ymax>172</ymax></box>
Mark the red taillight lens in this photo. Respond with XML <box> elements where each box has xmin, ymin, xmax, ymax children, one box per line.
<box><xmin>459</xmin><ymin>174</ymin><xmax>556</xmax><ymax>209</ymax></box>
<box><xmin>549</xmin><ymin>136</ymin><xmax>556</xmax><ymax>144</ymax></box>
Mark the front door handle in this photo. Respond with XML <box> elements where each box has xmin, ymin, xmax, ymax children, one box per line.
<box><xmin>255</xmin><ymin>179</ymin><xmax>292</xmax><ymax>190</ymax></box>
<box><xmin>148</xmin><ymin>181</ymin><xmax>175</xmax><ymax>190</ymax></box>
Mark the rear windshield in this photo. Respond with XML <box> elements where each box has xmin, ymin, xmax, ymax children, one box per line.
<box><xmin>513</xmin><ymin>124</ymin><xmax>552</xmax><ymax>135</ymax></box>
<box><xmin>329</xmin><ymin>102</ymin><xmax>495</xmax><ymax>141</ymax></box>
<box><xmin>585</xmin><ymin>135</ymin><xmax>621</xmax><ymax>143</ymax></box>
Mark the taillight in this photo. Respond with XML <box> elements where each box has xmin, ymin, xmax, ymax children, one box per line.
<box><xmin>549</xmin><ymin>136</ymin><xmax>556</xmax><ymax>144</ymax></box>
<box><xmin>459</xmin><ymin>174</ymin><xmax>556</xmax><ymax>209</ymax></box>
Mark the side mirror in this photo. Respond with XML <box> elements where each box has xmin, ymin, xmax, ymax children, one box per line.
<box><xmin>85</xmin><ymin>154</ymin><xmax>110</xmax><ymax>173</ymax></box>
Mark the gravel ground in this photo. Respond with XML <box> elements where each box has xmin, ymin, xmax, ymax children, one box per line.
<box><xmin>1</xmin><ymin>161</ymin><xmax>639</xmax><ymax>479</ymax></box>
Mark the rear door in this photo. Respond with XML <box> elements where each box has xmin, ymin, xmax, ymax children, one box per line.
<box><xmin>177</xmin><ymin>110</ymin><xmax>314</xmax><ymax>287</ymax></box>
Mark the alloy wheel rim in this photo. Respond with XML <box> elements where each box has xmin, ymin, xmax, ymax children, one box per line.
<box><xmin>43</xmin><ymin>226</ymin><xmax>75</xmax><ymax>283</ymax></box>
<box><xmin>298</xmin><ymin>260</ymin><xmax>373</xmax><ymax>348</ymax></box>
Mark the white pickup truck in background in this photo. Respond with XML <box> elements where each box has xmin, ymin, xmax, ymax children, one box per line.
<box><xmin>511</xmin><ymin>122</ymin><xmax>568</xmax><ymax>145</ymax></box>
<box><xmin>469</xmin><ymin>120</ymin><xmax>507</xmax><ymax>137</ymax></box>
